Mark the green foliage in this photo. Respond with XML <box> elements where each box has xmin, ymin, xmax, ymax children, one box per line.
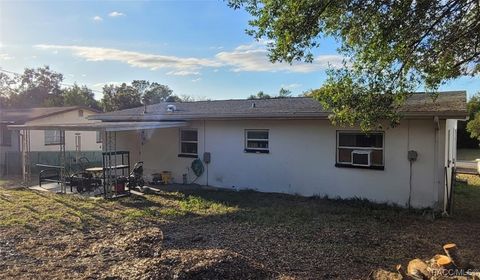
<box><xmin>166</xmin><ymin>95</ymin><xmax>183</xmax><ymax>102</ymax></box>
<box><xmin>133</xmin><ymin>80</ymin><xmax>173</xmax><ymax>105</ymax></box>
<box><xmin>248</xmin><ymin>91</ymin><xmax>271</xmax><ymax>100</ymax></box>
<box><xmin>229</xmin><ymin>0</ymin><xmax>480</xmax><ymax>130</ymax></box>
<box><xmin>0</xmin><ymin>73</ymin><xmax>17</xmax><ymax>108</ymax></box>
<box><xmin>101</xmin><ymin>80</ymin><xmax>175</xmax><ymax>111</ymax></box>
<box><xmin>0</xmin><ymin>66</ymin><xmax>100</xmax><ymax>110</ymax></box>
<box><xmin>467</xmin><ymin>112</ymin><xmax>480</xmax><ymax>141</ymax></box>
<box><xmin>467</xmin><ymin>93</ymin><xmax>480</xmax><ymax>120</ymax></box>
<box><xmin>63</xmin><ymin>84</ymin><xmax>101</xmax><ymax>110</ymax></box>
<box><xmin>0</xmin><ymin>68</ymin><xmax>178</xmax><ymax>112</ymax></box>
<box><xmin>1</xmin><ymin>66</ymin><xmax>65</xmax><ymax>108</ymax></box>
<box><xmin>248</xmin><ymin>88</ymin><xmax>293</xmax><ymax>99</ymax></box>
<box><xmin>459</xmin><ymin>92</ymin><xmax>480</xmax><ymax>147</ymax></box>
<box><xmin>278</xmin><ymin>87</ymin><xmax>292</xmax><ymax>98</ymax></box>
<box><xmin>100</xmin><ymin>83</ymin><xmax>142</xmax><ymax>112</ymax></box>
<box><xmin>312</xmin><ymin>68</ymin><xmax>405</xmax><ymax>130</ymax></box>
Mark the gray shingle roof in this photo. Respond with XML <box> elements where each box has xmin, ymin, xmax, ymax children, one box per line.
<box><xmin>90</xmin><ymin>91</ymin><xmax>467</xmax><ymax>121</ymax></box>
<box><xmin>0</xmin><ymin>106</ymin><xmax>94</xmax><ymax>124</ymax></box>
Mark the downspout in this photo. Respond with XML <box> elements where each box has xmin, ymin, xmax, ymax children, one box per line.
<box><xmin>433</xmin><ymin>116</ymin><xmax>440</xmax><ymax>211</ymax></box>
<box><xmin>407</xmin><ymin>120</ymin><xmax>412</xmax><ymax>209</ymax></box>
<box><xmin>203</xmin><ymin>119</ymin><xmax>208</xmax><ymax>186</ymax></box>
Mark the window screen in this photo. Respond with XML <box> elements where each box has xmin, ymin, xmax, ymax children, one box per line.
<box><xmin>245</xmin><ymin>130</ymin><xmax>269</xmax><ymax>153</ymax></box>
<box><xmin>180</xmin><ymin>129</ymin><xmax>198</xmax><ymax>156</ymax></box>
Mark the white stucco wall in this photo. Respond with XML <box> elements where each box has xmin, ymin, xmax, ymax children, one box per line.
<box><xmin>26</xmin><ymin>109</ymin><xmax>102</xmax><ymax>152</ymax></box>
<box><xmin>115</xmin><ymin>118</ymin><xmax>449</xmax><ymax>209</ymax></box>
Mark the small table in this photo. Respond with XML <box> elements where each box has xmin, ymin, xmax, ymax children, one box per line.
<box><xmin>85</xmin><ymin>167</ymin><xmax>103</xmax><ymax>173</ymax></box>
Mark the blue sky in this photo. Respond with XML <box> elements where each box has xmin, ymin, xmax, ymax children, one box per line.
<box><xmin>0</xmin><ymin>0</ymin><xmax>479</xmax><ymax>100</ymax></box>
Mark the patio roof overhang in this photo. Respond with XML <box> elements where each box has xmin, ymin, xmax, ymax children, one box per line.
<box><xmin>7</xmin><ymin>121</ymin><xmax>188</xmax><ymax>132</ymax></box>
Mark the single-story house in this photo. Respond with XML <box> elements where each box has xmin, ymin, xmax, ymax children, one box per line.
<box><xmin>86</xmin><ymin>91</ymin><xmax>466</xmax><ymax>210</ymax></box>
<box><xmin>1</xmin><ymin>106</ymin><xmax>102</xmax><ymax>174</ymax></box>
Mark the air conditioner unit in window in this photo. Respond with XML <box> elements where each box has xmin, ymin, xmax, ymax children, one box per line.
<box><xmin>351</xmin><ymin>150</ymin><xmax>372</xmax><ymax>167</ymax></box>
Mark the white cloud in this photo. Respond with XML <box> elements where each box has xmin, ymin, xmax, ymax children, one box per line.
<box><xmin>34</xmin><ymin>42</ymin><xmax>344</xmax><ymax>74</ymax></box>
<box><xmin>0</xmin><ymin>53</ymin><xmax>14</xmax><ymax>60</ymax></box>
<box><xmin>93</xmin><ymin>16</ymin><xmax>103</xmax><ymax>22</ymax></box>
<box><xmin>34</xmin><ymin>44</ymin><xmax>221</xmax><ymax>72</ymax></box>
<box><xmin>0</xmin><ymin>53</ymin><xmax>13</xmax><ymax>60</ymax></box>
<box><xmin>191</xmin><ymin>78</ymin><xmax>202</xmax><ymax>82</ymax></box>
<box><xmin>92</xmin><ymin>81</ymin><xmax>123</xmax><ymax>91</ymax></box>
<box><xmin>281</xmin><ymin>83</ymin><xmax>302</xmax><ymax>89</ymax></box>
<box><xmin>167</xmin><ymin>70</ymin><xmax>200</xmax><ymax>76</ymax></box>
<box><xmin>216</xmin><ymin>42</ymin><xmax>344</xmax><ymax>73</ymax></box>
<box><xmin>109</xmin><ymin>11</ymin><xmax>125</xmax><ymax>17</ymax></box>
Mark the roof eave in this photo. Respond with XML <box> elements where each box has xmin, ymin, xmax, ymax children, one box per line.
<box><xmin>89</xmin><ymin>111</ymin><xmax>468</xmax><ymax>122</ymax></box>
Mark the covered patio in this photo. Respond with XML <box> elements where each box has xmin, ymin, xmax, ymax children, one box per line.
<box><xmin>8</xmin><ymin>121</ymin><xmax>188</xmax><ymax>198</ymax></box>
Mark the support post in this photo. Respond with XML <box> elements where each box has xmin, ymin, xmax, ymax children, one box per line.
<box><xmin>59</xmin><ymin>130</ymin><xmax>66</xmax><ymax>193</ymax></box>
<box><xmin>21</xmin><ymin>129</ymin><xmax>31</xmax><ymax>187</ymax></box>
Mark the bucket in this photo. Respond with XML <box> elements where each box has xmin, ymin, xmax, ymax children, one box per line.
<box><xmin>115</xmin><ymin>182</ymin><xmax>125</xmax><ymax>193</ymax></box>
<box><xmin>161</xmin><ymin>171</ymin><xmax>172</xmax><ymax>184</ymax></box>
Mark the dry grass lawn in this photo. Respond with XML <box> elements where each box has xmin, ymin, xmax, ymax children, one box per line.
<box><xmin>0</xmin><ymin>176</ymin><xmax>479</xmax><ymax>279</ymax></box>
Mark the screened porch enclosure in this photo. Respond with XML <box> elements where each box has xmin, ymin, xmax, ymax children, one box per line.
<box><xmin>7</xmin><ymin>121</ymin><xmax>187</xmax><ymax>198</ymax></box>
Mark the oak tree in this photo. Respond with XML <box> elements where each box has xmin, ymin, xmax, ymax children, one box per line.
<box><xmin>229</xmin><ymin>0</ymin><xmax>480</xmax><ymax>129</ymax></box>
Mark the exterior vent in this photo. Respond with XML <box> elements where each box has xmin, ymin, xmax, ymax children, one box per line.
<box><xmin>351</xmin><ymin>150</ymin><xmax>372</xmax><ymax>167</ymax></box>
<box><xmin>167</xmin><ymin>104</ymin><xmax>176</xmax><ymax>112</ymax></box>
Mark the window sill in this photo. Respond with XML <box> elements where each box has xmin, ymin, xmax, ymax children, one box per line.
<box><xmin>45</xmin><ymin>143</ymin><xmax>64</xmax><ymax>146</ymax></box>
<box><xmin>244</xmin><ymin>149</ymin><xmax>269</xmax><ymax>154</ymax></box>
<box><xmin>0</xmin><ymin>144</ymin><xmax>12</xmax><ymax>147</ymax></box>
<box><xmin>335</xmin><ymin>163</ymin><xmax>384</xmax><ymax>170</ymax></box>
<box><xmin>178</xmin><ymin>154</ymin><xmax>198</xmax><ymax>158</ymax></box>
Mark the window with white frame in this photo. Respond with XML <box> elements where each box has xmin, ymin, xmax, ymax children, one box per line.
<box><xmin>1</xmin><ymin>125</ymin><xmax>12</xmax><ymax>146</ymax></box>
<box><xmin>179</xmin><ymin>129</ymin><xmax>198</xmax><ymax>157</ymax></box>
<box><xmin>45</xmin><ymin>130</ymin><xmax>64</xmax><ymax>145</ymax></box>
<box><xmin>96</xmin><ymin>131</ymin><xmax>102</xmax><ymax>143</ymax></box>
<box><xmin>245</xmin><ymin>129</ymin><xmax>269</xmax><ymax>153</ymax></box>
<box><xmin>336</xmin><ymin>131</ymin><xmax>384</xmax><ymax>169</ymax></box>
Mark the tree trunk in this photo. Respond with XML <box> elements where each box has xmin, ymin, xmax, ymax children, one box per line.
<box><xmin>443</xmin><ymin>243</ymin><xmax>470</xmax><ymax>269</ymax></box>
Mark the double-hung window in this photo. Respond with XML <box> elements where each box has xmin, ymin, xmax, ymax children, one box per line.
<box><xmin>45</xmin><ymin>130</ymin><xmax>64</xmax><ymax>145</ymax></box>
<box><xmin>336</xmin><ymin>131</ymin><xmax>384</xmax><ymax>169</ymax></box>
<box><xmin>245</xmin><ymin>129</ymin><xmax>269</xmax><ymax>153</ymax></box>
<box><xmin>179</xmin><ymin>129</ymin><xmax>198</xmax><ymax>157</ymax></box>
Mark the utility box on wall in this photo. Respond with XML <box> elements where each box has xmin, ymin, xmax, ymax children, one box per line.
<box><xmin>203</xmin><ymin>152</ymin><xmax>211</xmax><ymax>164</ymax></box>
<box><xmin>408</xmin><ymin>150</ymin><xmax>418</xmax><ymax>162</ymax></box>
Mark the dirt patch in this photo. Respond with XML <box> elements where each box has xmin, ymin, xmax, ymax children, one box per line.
<box><xmin>1</xmin><ymin>179</ymin><xmax>480</xmax><ymax>279</ymax></box>
<box><xmin>117</xmin><ymin>227</ymin><xmax>163</xmax><ymax>258</ymax></box>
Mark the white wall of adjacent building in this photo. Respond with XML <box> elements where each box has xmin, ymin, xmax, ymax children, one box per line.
<box><xmin>115</xmin><ymin>118</ymin><xmax>453</xmax><ymax>209</ymax></box>
<box><xmin>25</xmin><ymin>109</ymin><xmax>102</xmax><ymax>152</ymax></box>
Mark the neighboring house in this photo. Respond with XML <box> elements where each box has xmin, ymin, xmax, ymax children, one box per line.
<box><xmin>0</xmin><ymin>107</ymin><xmax>102</xmax><ymax>174</ymax></box>
<box><xmin>87</xmin><ymin>91</ymin><xmax>467</xmax><ymax>210</ymax></box>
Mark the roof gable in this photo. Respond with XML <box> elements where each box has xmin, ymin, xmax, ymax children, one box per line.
<box><xmin>0</xmin><ymin>106</ymin><xmax>98</xmax><ymax>124</ymax></box>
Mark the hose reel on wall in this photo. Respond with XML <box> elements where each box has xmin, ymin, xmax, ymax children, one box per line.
<box><xmin>189</xmin><ymin>158</ymin><xmax>204</xmax><ymax>183</ymax></box>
